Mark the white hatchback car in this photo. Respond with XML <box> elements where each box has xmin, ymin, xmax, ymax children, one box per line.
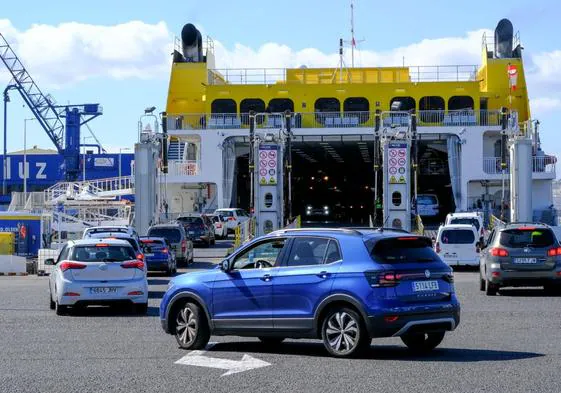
<box><xmin>445</xmin><ymin>212</ymin><xmax>485</xmax><ymax>242</ymax></box>
<box><xmin>208</xmin><ymin>214</ymin><xmax>228</xmax><ymax>239</ymax></box>
<box><xmin>46</xmin><ymin>238</ymin><xmax>149</xmax><ymax>315</ymax></box>
<box><xmin>435</xmin><ymin>224</ymin><xmax>480</xmax><ymax>267</ymax></box>
<box><xmin>214</xmin><ymin>208</ymin><xmax>250</xmax><ymax>233</ymax></box>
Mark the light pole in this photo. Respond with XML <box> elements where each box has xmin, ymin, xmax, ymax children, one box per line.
<box><xmin>23</xmin><ymin>118</ymin><xmax>35</xmax><ymax>204</ymax></box>
<box><xmin>119</xmin><ymin>147</ymin><xmax>131</xmax><ymax>200</ymax></box>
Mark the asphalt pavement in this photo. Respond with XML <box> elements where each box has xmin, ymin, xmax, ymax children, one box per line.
<box><xmin>1</xmin><ymin>241</ymin><xmax>561</xmax><ymax>393</ymax></box>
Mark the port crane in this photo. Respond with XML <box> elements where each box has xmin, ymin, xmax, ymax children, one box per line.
<box><xmin>0</xmin><ymin>32</ymin><xmax>103</xmax><ymax>184</ymax></box>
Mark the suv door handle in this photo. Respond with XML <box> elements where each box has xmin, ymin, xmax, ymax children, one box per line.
<box><xmin>317</xmin><ymin>271</ymin><xmax>330</xmax><ymax>279</ymax></box>
<box><xmin>260</xmin><ymin>274</ymin><xmax>272</xmax><ymax>282</ymax></box>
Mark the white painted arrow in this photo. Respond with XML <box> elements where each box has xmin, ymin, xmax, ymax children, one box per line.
<box><xmin>175</xmin><ymin>350</ymin><xmax>271</xmax><ymax>376</ymax></box>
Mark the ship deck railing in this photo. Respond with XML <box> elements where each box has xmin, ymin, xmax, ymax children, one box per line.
<box><xmin>483</xmin><ymin>156</ymin><xmax>556</xmax><ymax>175</ymax></box>
<box><xmin>167</xmin><ymin>109</ymin><xmax>503</xmax><ymax>131</ymax></box>
<box><xmin>207</xmin><ymin>65</ymin><xmax>479</xmax><ymax>85</ymax></box>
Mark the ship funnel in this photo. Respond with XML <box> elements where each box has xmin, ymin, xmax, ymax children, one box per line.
<box><xmin>494</xmin><ymin>19</ymin><xmax>514</xmax><ymax>59</ymax></box>
<box><xmin>181</xmin><ymin>23</ymin><xmax>203</xmax><ymax>62</ymax></box>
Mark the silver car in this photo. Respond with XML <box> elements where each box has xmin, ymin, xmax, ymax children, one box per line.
<box><xmin>479</xmin><ymin>223</ymin><xmax>561</xmax><ymax>295</ymax></box>
<box><xmin>46</xmin><ymin>238</ymin><xmax>149</xmax><ymax>315</ymax></box>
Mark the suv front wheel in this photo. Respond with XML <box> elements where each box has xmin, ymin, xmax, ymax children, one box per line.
<box><xmin>321</xmin><ymin>307</ymin><xmax>369</xmax><ymax>357</ymax></box>
<box><xmin>174</xmin><ymin>302</ymin><xmax>210</xmax><ymax>350</ymax></box>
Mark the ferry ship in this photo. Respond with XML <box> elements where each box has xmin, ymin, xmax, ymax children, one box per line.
<box><xmin>160</xmin><ymin>19</ymin><xmax>557</xmax><ymax>226</ymax></box>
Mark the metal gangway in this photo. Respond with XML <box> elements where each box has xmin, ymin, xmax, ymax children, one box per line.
<box><xmin>44</xmin><ymin>176</ymin><xmax>134</xmax><ymax>203</ymax></box>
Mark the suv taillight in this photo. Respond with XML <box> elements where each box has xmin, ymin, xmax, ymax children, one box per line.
<box><xmin>181</xmin><ymin>240</ymin><xmax>186</xmax><ymax>253</ymax></box>
<box><xmin>365</xmin><ymin>271</ymin><xmax>402</xmax><ymax>287</ymax></box>
<box><xmin>162</xmin><ymin>248</ymin><xmax>169</xmax><ymax>254</ymax></box>
<box><xmin>121</xmin><ymin>260</ymin><xmax>145</xmax><ymax>270</ymax></box>
<box><xmin>547</xmin><ymin>247</ymin><xmax>561</xmax><ymax>257</ymax></box>
<box><xmin>435</xmin><ymin>242</ymin><xmax>441</xmax><ymax>254</ymax></box>
<box><xmin>60</xmin><ymin>261</ymin><xmax>87</xmax><ymax>272</ymax></box>
<box><xmin>490</xmin><ymin>247</ymin><xmax>509</xmax><ymax>257</ymax></box>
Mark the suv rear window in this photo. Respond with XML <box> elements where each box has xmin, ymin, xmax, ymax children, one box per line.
<box><xmin>148</xmin><ymin>228</ymin><xmax>182</xmax><ymax>243</ymax></box>
<box><xmin>449</xmin><ymin>218</ymin><xmax>480</xmax><ymax>231</ymax></box>
<box><xmin>72</xmin><ymin>245</ymin><xmax>136</xmax><ymax>262</ymax></box>
<box><xmin>140</xmin><ymin>239</ymin><xmax>166</xmax><ymax>251</ymax></box>
<box><xmin>499</xmin><ymin>228</ymin><xmax>555</xmax><ymax>248</ymax></box>
<box><xmin>441</xmin><ymin>229</ymin><xmax>475</xmax><ymax>244</ymax></box>
<box><xmin>215</xmin><ymin>210</ymin><xmax>234</xmax><ymax>217</ymax></box>
<box><xmin>367</xmin><ymin>237</ymin><xmax>438</xmax><ymax>263</ymax></box>
<box><xmin>177</xmin><ymin>217</ymin><xmax>204</xmax><ymax>225</ymax></box>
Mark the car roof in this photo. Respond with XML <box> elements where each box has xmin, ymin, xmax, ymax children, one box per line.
<box><xmin>268</xmin><ymin>227</ymin><xmax>422</xmax><ymax>241</ymax></box>
<box><xmin>70</xmin><ymin>238</ymin><xmax>132</xmax><ymax>247</ymax></box>
<box><xmin>140</xmin><ymin>236</ymin><xmax>166</xmax><ymax>241</ymax></box>
<box><xmin>215</xmin><ymin>208</ymin><xmax>239</xmax><ymax>211</ymax></box>
<box><xmin>447</xmin><ymin>212</ymin><xmax>482</xmax><ymax>219</ymax></box>
<box><xmin>88</xmin><ymin>232</ymin><xmax>135</xmax><ymax>239</ymax></box>
<box><xmin>149</xmin><ymin>223</ymin><xmax>183</xmax><ymax>228</ymax></box>
<box><xmin>502</xmin><ymin>222</ymin><xmax>551</xmax><ymax>230</ymax></box>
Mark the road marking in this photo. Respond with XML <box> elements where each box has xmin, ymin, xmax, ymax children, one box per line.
<box><xmin>175</xmin><ymin>344</ymin><xmax>271</xmax><ymax>376</ymax></box>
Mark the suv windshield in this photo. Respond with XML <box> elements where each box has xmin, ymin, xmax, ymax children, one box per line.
<box><xmin>72</xmin><ymin>245</ymin><xmax>136</xmax><ymax>262</ymax></box>
<box><xmin>148</xmin><ymin>228</ymin><xmax>182</xmax><ymax>243</ymax></box>
<box><xmin>499</xmin><ymin>228</ymin><xmax>555</xmax><ymax>248</ymax></box>
<box><xmin>441</xmin><ymin>229</ymin><xmax>475</xmax><ymax>244</ymax></box>
<box><xmin>367</xmin><ymin>237</ymin><xmax>438</xmax><ymax>263</ymax></box>
<box><xmin>215</xmin><ymin>210</ymin><xmax>233</xmax><ymax>217</ymax></box>
<box><xmin>450</xmin><ymin>218</ymin><xmax>480</xmax><ymax>231</ymax></box>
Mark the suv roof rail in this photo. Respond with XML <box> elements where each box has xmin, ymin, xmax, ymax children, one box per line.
<box><xmin>344</xmin><ymin>227</ymin><xmax>412</xmax><ymax>234</ymax></box>
<box><xmin>274</xmin><ymin>228</ymin><xmax>362</xmax><ymax>236</ymax></box>
<box><xmin>506</xmin><ymin>221</ymin><xmax>549</xmax><ymax>226</ymax></box>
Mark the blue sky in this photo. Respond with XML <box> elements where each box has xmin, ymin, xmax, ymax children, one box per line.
<box><xmin>1</xmin><ymin>0</ymin><xmax>560</xmax><ymax>162</ymax></box>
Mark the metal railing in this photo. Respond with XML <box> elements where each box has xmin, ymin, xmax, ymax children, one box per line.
<box><xmin>168</xmin><ymin>160</ymin><xmax>200</xmax><ymax>176</ymax></box>
<box><xmin>483</xmin><ymin>156</ymin><xmax>556</xmax><ymax>175</ymax></box>
<box><xmin>167</xmin><ymin>110</ymin><xmax>504</xmax><ymax>131</ymax></box>
<box><xmin>207</xmin><ymin>65</ymin><xmax>478</xmax><ymax>85</ymax></box>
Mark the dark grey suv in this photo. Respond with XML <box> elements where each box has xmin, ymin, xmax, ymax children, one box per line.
<box><xmin>479</xmin><ymin>223</ymin><xmax>561</xmax><ymax>295</ymax></box>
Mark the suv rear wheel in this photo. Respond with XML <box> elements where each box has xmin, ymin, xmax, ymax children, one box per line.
<box><xmin>401</xmin><ymin>331</ymin><xmax>445</xmax><ymax>353</ymax></box>
<box><xmin>321</xmin><ymin>307</ymin><xmax>369</xmax><ymax>358</ymax></box>
<box><xmin>174</xmin><ymin>302</ymin><xmax>210</xmax><ymax>350</ymax></box>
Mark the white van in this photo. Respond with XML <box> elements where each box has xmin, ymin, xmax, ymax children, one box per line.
<box><xmin>444</xmin><ymin>212</ymin><xmax>484</xmax><ymax>241</ymax></box>
<box><xmin>435</xmin><ymin>224</ymin><xmax>480</xmax><ymax>266</ymax></box>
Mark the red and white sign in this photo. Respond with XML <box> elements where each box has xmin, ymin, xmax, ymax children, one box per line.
<box><xmin>258</xmin><ymin>145</ymin><xmax>278</xmax><ymax>185</ymax></box>
<box><xmin>508</xmin><ymin>64</ymin><xmax>518</xmax><ymax>91</ymax></box>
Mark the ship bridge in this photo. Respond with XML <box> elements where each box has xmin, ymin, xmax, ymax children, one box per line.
<box><xmin>160</xmin><ymin>21</ymin><xmax>557</xmax><ymax>227</ymax></box>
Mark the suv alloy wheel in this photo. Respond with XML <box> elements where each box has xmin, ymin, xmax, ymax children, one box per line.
<box><xmin>174</xmin><ymin>302</ymin><xmax>210</xmax><ymax>349</ymax></box>
<box><xmin>321</xmin><ymin>307</ymin><xmax>368</xmax><ymax>357</ymax></box>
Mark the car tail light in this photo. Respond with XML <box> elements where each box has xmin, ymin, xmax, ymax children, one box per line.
<box><xmin>60</xmin><ymin>261</ymin><xmax>87</xmax><ymax>272</ymax></box>
<box><xmin>228</xmin><ymin>217</ymin><xmax>235</xmax><ymax>221</ymax></box>
<box><xmin>547</xmin><ymin>247</ymin><xmax>561</xmax><ymax>256</ymax></box>
<box><xmin>162</xmin><ymin>248</ymin><xmax>169</xmax><ymax>254</ymax></box>
<box><xmin>96</xmin><ymin>243</ymin><xmax>109</xmax><ymax>247</ymax></box>
<box><xmin>397</xmin><ymin>237</ymin><xmax>418</xmax><ymax>241</ymax></box>
<box><xmin>141</xmin><ymin>239</ymin><xmax>154</xmax><ymax>244</ymax></box>
<box><xmin>435</xmin><ymin>242</ymin><xmax>441</xmax><ymax>254</ymax></box>
<box><xmin>517</xmin><ymin>226</ymin><xmax>536</xmax><ymax>231</ymax></box>
<box><xmin>181</xmin><ymin>240</ymin><xmax>186</xmax><ymax>253</ymax></box>
<box><xmin>121</xmin><ymin>260</ymin><xmax>145</xmax><ymax>270</ymax></box>
<box><xmin>491</xmin><ymin>271</ymin><xmax>501</xmax><ymax>278</ymax></box>
<box><xmin>490</xmin><ymin>247</ymin><xmax>509</xmax><ymax>257</ymax></box>
<box><xmin>127</xmin><ymin>291</ymin><xmax>144</xmax><ymax>296</ymax></box>
<box><xmin>365</xmin><ymin>271</ymin><xmax>402</xmax><ymax>287</ymax></box>
<box><xmin>384</xmin><ymin>316</ymin><xmax>399</xmax><ymax>323</ymax></box>
<box><xmin>136</xmin><ymin>253</ymin><xmax>144</xmax><ymax>260</ymax></box>
<box><xmin>63</xmin><ymin>292</ymin><xmax>80</xmax><ymax>297</ymax></box>
<box><xmin>216</xmin><ymin>223</ymin><xmax>222</xmax><ymax>228</ymax></box>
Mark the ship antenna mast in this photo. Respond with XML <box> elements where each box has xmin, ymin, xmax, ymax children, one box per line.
<box><xmin>344</xmin><ymin>0</ymin><xmax>364</xmax><ymax>68</ymax></box>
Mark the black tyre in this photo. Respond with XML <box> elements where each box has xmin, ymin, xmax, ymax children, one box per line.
<box><xmin>55</xmin><ymin>301</ymin><xmax>68</xmax><ymax>316</ymax></box>
<box><xmin>479</xmin><ymin>272</ymin><xmax>485</xmax><ymax>291</ymax></box>
<box><xmin>485</xmin><ymin>279</ymin><xmax>499</xmax><ymax>296</ymax></box>
<box><xmin>258</xmin><ymin>337</ymin><xmax>285</xmax><ymax>346</ymax></box>
<box><xmin>401</xmin><ymin>331</ymin><xmax>445</xmax><ymax>353</ymax></box>
<box><xmin>49</xmin><ymin>290</ymin><xmax>55</xmax><ymax>310</ymax></box>
<box><xmin>321</xmin><ymin>307</ymin><xmax>369</xmax><ymax>358</ymax></box>
<box><xmin>135</xmin><ymin>303</ymin><xmax>148</xmax><ymax>315</ymax></box>
<box><xmin>174</xmin><ymin>302</ymin><xmax>210</xmax><ymax>350</ymax></box>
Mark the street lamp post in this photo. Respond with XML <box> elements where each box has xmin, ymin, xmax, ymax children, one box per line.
<box><xmin>119</xmin><ymin>148</ymin><xmax>131</xmax><ymax>200</ymax></box>
<box><xmin>23</xmin><ymin>118</ymin><xmax>35</xmax><ymax>205</ymax></box>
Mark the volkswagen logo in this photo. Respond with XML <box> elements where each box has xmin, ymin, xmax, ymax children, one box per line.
<box><xmin>99</xmin><ymin>264</ymin><xmax>108</xmax><ymax>271</ymax></box>
<box><xmin>424</xmin><ymin>269</ymin><xmax>431</xmax><ymax>279</ymax></box>
<box><xmin>523</xmin><ymin>247</ymin><xmax>531</xmax><ymax>253</ymax></box>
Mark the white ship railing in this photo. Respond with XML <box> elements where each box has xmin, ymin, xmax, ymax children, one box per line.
<box><xmin>168</xmin><ymin>160</ymin><xmax>200</xmax><ymax>176</ymax></box>
<box><xmin>167</xmin><ymin>110</ymin><xmax>504</xmax><ymax>130</ymax></box>
<box><xmin>208</xmin><ymin>65</ymin><xmax>478</xmax><ymax>85</ymax></box>
<box><xmin>483</xmin><ymin>156</ymin><xmax>556</xmax><ymax>175</ymax></box>
<box><xmin>44</xmin><ymin>176</ymin><xmax>135</xmax><ymax>203</ymax></box>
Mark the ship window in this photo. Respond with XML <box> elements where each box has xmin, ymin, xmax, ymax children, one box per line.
<box><xmin>448</xmin><ymin>96</ymin><xmax>474</xmax><ymax>111</ymax></box>
<box><xmin>315</xmin><ymin>98</ymin><xmax>340</xmax><ymax>126</ymax></box>
<box><xmin>419</xmin><ymin>96</ymin><xmax>444</xmax><ymax>123</ymax></box>
<box><xmin>315</xmin><ymin>98</ymin><xmax>340</xmax><ymax>113</ymax></box>
<box><xmin>211</xmin><ymin>99</ymin><xmax>237</xmax><ymax>114</ymax></box>
<box><xmin>390</xmin><ymin>97</ymin><xmax>415</xmax><ymax>112</ymax></box>
<box><xmin>268</xmin><ymin>98</ymin><xmax>294</xmax><ymax>113</ymax></box>
<box><xmin>240</xmin><ymin>98</ymin><xmax>266</xmax><ymax>125</ymax></box>
<box><xmin>343</xmin><ymin>97</ymin><xmax>370</xmax><ymax>124</ymax></box>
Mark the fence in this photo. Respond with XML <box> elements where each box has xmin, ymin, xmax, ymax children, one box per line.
<box><xmin>489</xmin><ymin>214</ymin><xmax>506</xmax><ymax>230</ymax></box>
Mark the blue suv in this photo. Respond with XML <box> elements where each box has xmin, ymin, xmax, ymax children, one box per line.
<box><xmin>159</xmin><ymin>228</ymin><xmax>460</xmax><ymax>357</ymax></box>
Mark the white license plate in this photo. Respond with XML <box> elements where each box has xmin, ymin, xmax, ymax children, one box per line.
<box><xmin>145</xmin><ymin>253</ymin><xmax>154</xmax><ymax>257</ymax></box>
<box><xmin>413</xmin><ymin>280</ymin><xmax>439</xmax><ymax>292</ymax></box>
<box><xmin>514</xmin><ymin>258</ymin><xmax>537</xmax><ymax>264</ymax></box>
<box><xmin>89</xmin><ymin>287</ymin><xmax>118</xmax><ymax>295</ymax></box>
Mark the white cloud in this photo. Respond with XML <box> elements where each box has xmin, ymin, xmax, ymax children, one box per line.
<box><xmin>531</xmin><ymin>97</ymin><xmax>561</xmax><ymax>115</ymax></box>
<box><xmin>0</xmin><ymin>19</ymin><xmax>173</xmax><ymax>87</ymax></box>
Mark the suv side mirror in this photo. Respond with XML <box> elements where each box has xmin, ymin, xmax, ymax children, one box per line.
<box><xmin>220</xmin><ymin>259</ymin><xmax>231</xmax><ymax>272</ymax></box>
<box><xmin>44</xmin><ymin>258</ymin><xmax>55</xmax><ymax>266</ymax></box>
